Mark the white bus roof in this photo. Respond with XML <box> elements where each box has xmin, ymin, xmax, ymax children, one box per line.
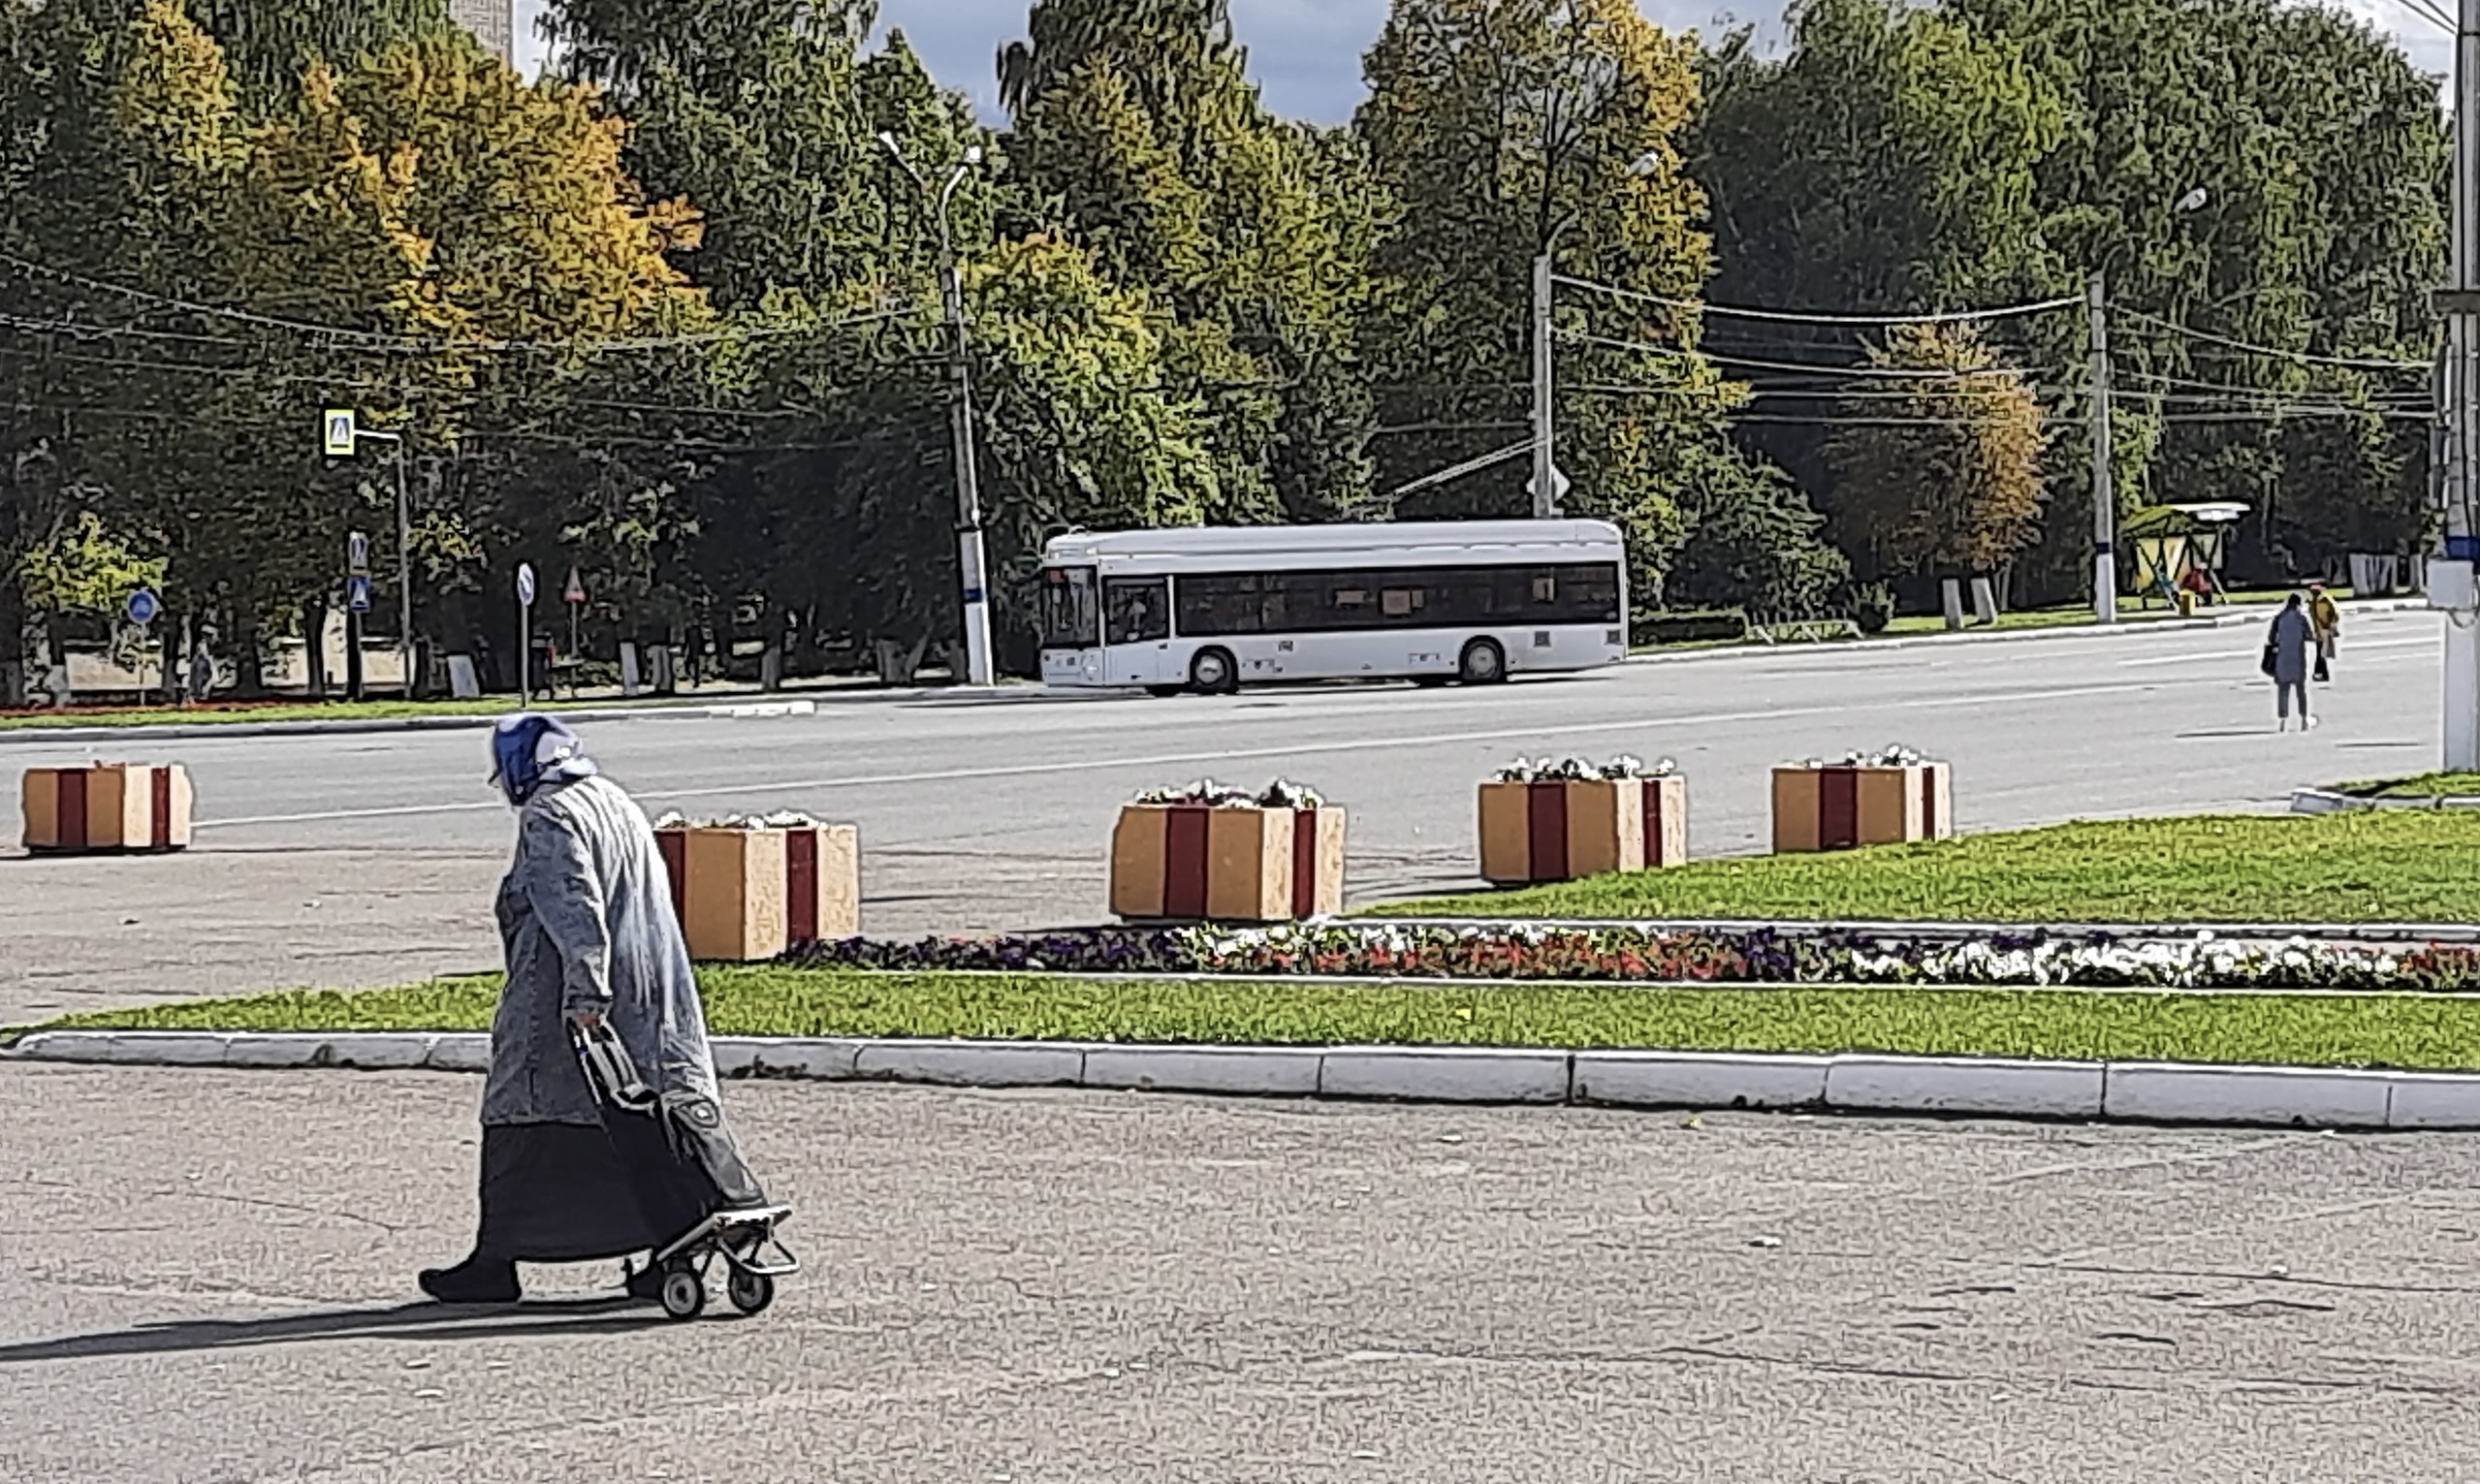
<box><xmin>1042</xmin><ymin>520</ymin><xmax>1623</xmax><ymax>565</ymax></box>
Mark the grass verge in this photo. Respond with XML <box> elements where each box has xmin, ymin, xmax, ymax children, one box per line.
<box><xmin>1382</xmin><ymin>811</ymin><xmax>2480</xmax><ymax>925</ymax></box>
<box><xmin>16</xmin><ymin>967</ymin><xmax>2480</xmax><ymax>1070</ymax></box>
<box><xmin>0</xmin><ymin>697</ymin><xmax>621</xmax><ymax>731</ymax></box>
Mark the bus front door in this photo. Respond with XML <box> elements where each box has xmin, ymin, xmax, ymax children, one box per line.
<box><xmin>1104</xmin><ymin>577</ymin><xmax>1173</xmax><ymax>684</ymax></box>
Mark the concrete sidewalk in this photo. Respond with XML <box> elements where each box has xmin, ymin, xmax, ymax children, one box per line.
<box><xmin>4</xmin><ymin>1060</ymin><xmax>2472</xmax><ymax>1483</ymax></box>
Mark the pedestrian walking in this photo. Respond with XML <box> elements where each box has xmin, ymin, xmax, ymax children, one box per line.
<box><xmin>2263</xmin><ymin>593</ymin><xmax>2316</xmax><ymax>732</ymax></box>
<box><xmin>184</xmin><ymin>641</ymin><xmax>214</xmax><ymax>708</ymax></box>
<box><xmin>419</xmin><ymin>713</ymin><xmax>773</xmax><ymax>1305</ymax></box>
<box><xmin>2307</xmin><ymin>582</ymin><xmax>2341</xmax><ymax>681</ymax></box>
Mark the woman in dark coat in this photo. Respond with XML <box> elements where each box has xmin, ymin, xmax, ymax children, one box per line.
<box><xmin>2268</xmin><ymin>593</ymin><xmax>2315</xmax><ymax>732</ymax></box>
<box><xmin>419</xmin><ymin>714</ymin><xmax>768</xmax><ymax>1304</ymax></box>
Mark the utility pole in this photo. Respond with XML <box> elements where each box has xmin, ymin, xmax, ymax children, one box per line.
<box><xmin>881</xmin><ymin>134</ymin><xmax>996</xmax><ymax>687</ymax></box>
<box><xmin>2439</xmin><ymin>0</ymin><xmax>2480</xmax><ymax>771</ymax></box>
<box><xmin>1532</xmin><ymin>249</ymin><xmax>1560</xmax><ymax>520</ymax></box>
<box><xmin>2087</xmin><ymin>271</ymin><xmax>2117</xmax><ymax>625</ymax></box>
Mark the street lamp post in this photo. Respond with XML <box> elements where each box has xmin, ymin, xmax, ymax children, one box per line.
<box><xmin>2086</xmin><ymin>186</ymin><xmax>2210</xmax><ymax>627</ymax></box>
<box><xmin>1530</xmin><ymin>151</ymin><xmax>1666</xmax><ymax>521</ymax></box>
<box><xmin>881</xmin><ymin>133</ymin><xmax>996</xmax><ymax>688</ymax></box>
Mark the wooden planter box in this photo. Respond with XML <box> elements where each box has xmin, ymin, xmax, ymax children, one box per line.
<box><xmin>654</xmin><ymin>824</ymin><xmax>859</xmax><ymax>962</ymax></box>
<box><xmin>21</xmin><ymin>763</ymin><xmax>193</xmax><ymax>854</ymax></box>
<box><xmin>1110</xmin><ymin>805</ymin><xmax>1347</xmax><ymax>924</ymax></box>
<box><xmin>1771</xmin><ymin>763</ymin><xmax>1953</xmax><ymax>854</ymax></box>
<box><xmin>1479</xmin><ymin>776</ymin><xmax>1687</xmax><ymax>885</ymax></box>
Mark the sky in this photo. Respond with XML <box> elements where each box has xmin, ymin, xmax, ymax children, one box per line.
<box><xmin>510</xmin><ymin>0</ymin><xmax>2453</xmax><ymax>124</ymax></box>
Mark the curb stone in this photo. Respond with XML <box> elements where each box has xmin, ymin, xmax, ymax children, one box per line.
<box><xmin>2103</xmin><ymin>1062</ymin><xmax>2394</xmax><ymax>1127</ymax></box>
<box><xmin>1318</xmin><ymin>1045</ymin><xmax>1572</xmax><ymax>1104</ymax></box>
<box><xmin>1083</xmin><ymin>1044</ymin><xmax>1324</xmax><ymax>1096</ymax></box>
<box><xmin>2290</xmin><ymin>786</ymin><xmax>2480</xmax><ymax>816</ymax></box>
<box><xmin>12</xmin><ymin>1030</ymin><xmax>2480</xmax><ymax>1130</ymax></box>
<box><xmin>1826</xmin><ymin>1055</ymin><xmax>2104</xmax><ymax>1119</ymax></box>
<box><xmin>1572</xmin><ymin>1049</ymin><xmax>1829</xmax><ymax>1110</ymax></box>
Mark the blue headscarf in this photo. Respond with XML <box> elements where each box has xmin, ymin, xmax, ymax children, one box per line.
<box><xmin>489</xmin><ymin>713</ymin><xmax>599</xmax><ymax>805</ymax></box>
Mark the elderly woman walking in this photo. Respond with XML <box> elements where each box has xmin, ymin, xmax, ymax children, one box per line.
<box><xmin>419</xmin><ymin>713</ymin><xmax>771</xmax><ymax>1305</ymax></box>
<box><xmin>2265</xmin><ymin>593</ymin><xmax>2317</xmax><ymax>733</ymax></box>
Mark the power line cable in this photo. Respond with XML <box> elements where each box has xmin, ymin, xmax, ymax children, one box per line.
<box><xmin>2115</xmin><ymin>308</ymin><xmax>2431</xmax><ymax>371</ymax></box>
<box><xmin>1553</xmin><ymin>273</ymin><xmax>2084</xmax><ymax>326</ymax></box>
<box><xmin>0</xmin><ymin>251</ymin><xmax>913</xmax><ymax>353</ymax></box>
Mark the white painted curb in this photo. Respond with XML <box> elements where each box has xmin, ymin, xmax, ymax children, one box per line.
<box><xmin>1319</xmin><ymin>1046</ymin><xmax>1572</xmax><ymax>1104</ymax></box>
<box><xmin>9</xmin><ymin>1030</ymin><xmax>2477</xmax><ymax>1130</ymax></box>
<box><xmin>850</xmin><ymin>1039</ymin><xmax>1085</xmax><ymax>1089</ymax></box>
<box><xmin>1084</xmin><ymin>1044</ymin><xmax>1324</xmax><ymax>1097</ymax></box>
<box><xmin>1572</xmin><ymin>1050</ymin><xmax>1829</xmax><ymax>1110</ymax></box>
<box><xmin>2291</xmin><ymin>785</ymin><xmax>2480</xmax><ymax>815</ymax></box>
<box><xmin>2104</xmin><ymin>1062</ymin><xmax>2394</xmax><ymax>1128</ymax></box>
<box><xmin>2384</xmin><ymin>1072</ymin><xmax>2480</xmax><ymax>1129</ymax></box>
<box><xmin>1827</xmin><ymin>1055</ymin><xmax>2106</xmax><ymax>1119</ymax></box>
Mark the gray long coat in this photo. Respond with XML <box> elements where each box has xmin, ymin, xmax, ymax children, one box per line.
<box><xmin>2268</xmin><ymin>608</ymin><xmax>2313</xmax><ymax>687</ymax></box>
<box><xmin>483</xmin><ymin>773</ymin><xmax>721</xmax><ymax>1127</ymax></box>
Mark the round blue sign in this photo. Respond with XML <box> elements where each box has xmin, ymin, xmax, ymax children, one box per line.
<box><xmin>127</xmin><ymin>588</ymin><xmax>159</xmax><ymax>625</ymax></box>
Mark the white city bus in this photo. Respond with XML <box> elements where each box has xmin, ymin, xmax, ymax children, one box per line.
<box><xmin>1036</xmin><ymin>520</ymin><xmax>1630</xmax><ymax>694</ymax></box>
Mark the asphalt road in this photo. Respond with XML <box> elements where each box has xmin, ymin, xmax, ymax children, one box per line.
<box><xmin>0</xmin><ymin>612</ymin><xmax>2449</xmax><ymax>1024</ymax></box>
<box><xmin>3</xmin><ymin>1062</ymin><xmax>2476</xmax><ymax>1483</ymax></box>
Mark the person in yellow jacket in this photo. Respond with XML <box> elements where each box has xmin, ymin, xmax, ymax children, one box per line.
<box><xmin>2306</xmin><ymin>583</ymin><xmax>2340</xmax><ymax>682</ymax></box>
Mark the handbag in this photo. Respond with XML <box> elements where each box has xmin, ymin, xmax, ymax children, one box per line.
<box><xmin>2260</xmin><ymin>620</ymin><xmax>2279</xmax><ymax>679</ymax></box>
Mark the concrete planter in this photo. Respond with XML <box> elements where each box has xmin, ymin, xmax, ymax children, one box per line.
<box><xmin>20</xmin><ymin>762</ymin><xmax>193</xmax><ymax>854</ymax></box>
<box><xmin>654</xmin><ymin>823</ymin><xmax>860</xmax><ymax>962</ymax></box>
<box><xmin>1772</xmin><ymin>761</ymin><xmax>1953</xmax><ymax>854</ymax></box>
<box><xmin>1109</xmin><ymin>804</ymin><xmax>1347</xmax><ymax>924</ymax></box>
<box><xmin>1478</xmin><ymin>774</ymin><xmax>1688</xmax><ymax>885</ymax></box>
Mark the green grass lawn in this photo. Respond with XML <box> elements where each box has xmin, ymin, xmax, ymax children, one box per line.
<box><xmin>0</xmin><ymin>695</ymin><xmax>668</xmax><ymax>731</ymax></box>
<box><xmin>16</xmin><ymin>967</ymin><xmax>2480</xmax><ymax>1070</ymax></box>
<box><xmin>1385</xmin><ymin>811</ymin><xmax>2480</xmax><ymax>925</ymax></box>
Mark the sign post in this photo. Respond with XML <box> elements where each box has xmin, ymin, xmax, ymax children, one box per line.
<box><xmin>321</xmin><ymin>409</ymin><xmax>416</xmax><ymax>699</ymax></box>
<box><xmin>127</xmin><ymin>588</ymin><xmax>162</xmax><ymax>703</ymax></box>
<box><xmin>344</xmin><ymin>529</ymin><xmax>371</xmax><ymax>701</ymax></box>
<box><xmin>563</xmin><ymin>568</ymin><xmax>586</xmax><ymax>701</ymax></box>
<box><xmin>516</xmin><ymin>562</ymin><xmax>537</xmax><ymax>702</ymax></box>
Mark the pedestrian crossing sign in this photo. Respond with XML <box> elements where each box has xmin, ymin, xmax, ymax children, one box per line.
<box><xmin>323</xmin><ymin>408</ymin><xmax>357</xmax><ymax>457</ymax></box>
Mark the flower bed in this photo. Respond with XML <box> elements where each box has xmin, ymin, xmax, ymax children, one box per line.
<box><xmin>783</xmin><ymin>923</ymin><xmax>2480</xmax><ymax>994</ymax></box>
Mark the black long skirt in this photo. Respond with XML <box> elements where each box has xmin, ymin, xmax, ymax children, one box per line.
<box><xmin>473</xmin><ymin>1121</ymin><xmax>667</xmax><ymax>1264</ymax></box>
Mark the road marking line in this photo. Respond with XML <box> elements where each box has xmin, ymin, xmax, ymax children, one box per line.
<box><xmin>199</xmin><ymin>675</ymin><xmax>2183</xmax><ymax>830</ymax></box>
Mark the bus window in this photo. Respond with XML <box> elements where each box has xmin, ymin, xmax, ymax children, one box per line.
<box><xmin>1106</xmin><ymin>578</ymin><xmax>1170</xmax><ymax>645</ymax></box>
<box><xmin>1040</xmin><ymin>566</ymin><xmax>1099</xmax><ymax>648</ymax></box>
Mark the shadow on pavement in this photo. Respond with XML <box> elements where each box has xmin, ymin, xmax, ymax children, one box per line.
<box><xmin>0</xmin><ymin>1298</ymin><xmax>672</xmax><ymax>1364</ymax></box>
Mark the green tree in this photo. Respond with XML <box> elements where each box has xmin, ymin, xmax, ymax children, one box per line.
<box><xmin>1828</xmin><ymin>323</ymin><xmax>2048</xmax><ymax>579</ymax></box>
<box><xmin>1002</xmin><ymin>0</ymin><xmax>1379</xmax><ymax>522</ymax></box>
<box><xmin>1357</xmin><ymin>0</ymin><xmax>1736</xmax><ymax>594</ymax></box>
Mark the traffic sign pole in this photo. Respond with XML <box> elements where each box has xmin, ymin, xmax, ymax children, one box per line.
<box><xmin>517</xmin><ymin>563</ymin><xmax>536</xmax><ymax>702</ymax></box>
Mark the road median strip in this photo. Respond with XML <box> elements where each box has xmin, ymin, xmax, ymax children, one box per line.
<box><xmin>10</xmin><ymin>1026</ymin><xmax>2477</xmax><ymax>1129</ymax></box>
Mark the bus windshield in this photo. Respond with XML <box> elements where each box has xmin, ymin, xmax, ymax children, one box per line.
<box><xmin>1039</xmin><ymin>565</ymin><xmax>1099</xmax><ymax>648</ymax></box>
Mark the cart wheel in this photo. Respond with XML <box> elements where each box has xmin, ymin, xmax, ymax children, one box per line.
<box><xmin>659</xmin><ymin>1265</ymin><xmax>706</xmax><ymax>1320</ymax></box>
<box><xmin>726</xmin><ymin>1267</ymin><xmax>776</xmax><ymax>1315</ymax></box>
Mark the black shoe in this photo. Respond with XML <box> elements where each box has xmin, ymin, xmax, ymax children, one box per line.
<box><xmin>419</xmin><ymin>1255</ymin><xmax>520</xmax><ymax>1304</ymax></box>
<box><xmin>623</xmin><ymin>1261</ymin><xmax>665</xmax><ymax>1303</ymax></box>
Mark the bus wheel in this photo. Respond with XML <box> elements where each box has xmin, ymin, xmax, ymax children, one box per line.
<box><xmin>1190</xmin><ymin>647</ymin><xmax>1239</xmax><ymax>695</ymax></box>
<box><xmin>1458</xmin><ymin>639</ymin><xmax>1506</xmax><ymax>685</ymax></box>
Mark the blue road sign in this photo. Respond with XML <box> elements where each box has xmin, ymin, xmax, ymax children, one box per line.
<box><xmin>126</xmin><ymin>588</ymin><xmax>159</xmax><ymax>626</ymax></box>
<box><xmin>347</xmin><ymin>574</ymin><xmax>373</xmax><ymax>614</ymax></box>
